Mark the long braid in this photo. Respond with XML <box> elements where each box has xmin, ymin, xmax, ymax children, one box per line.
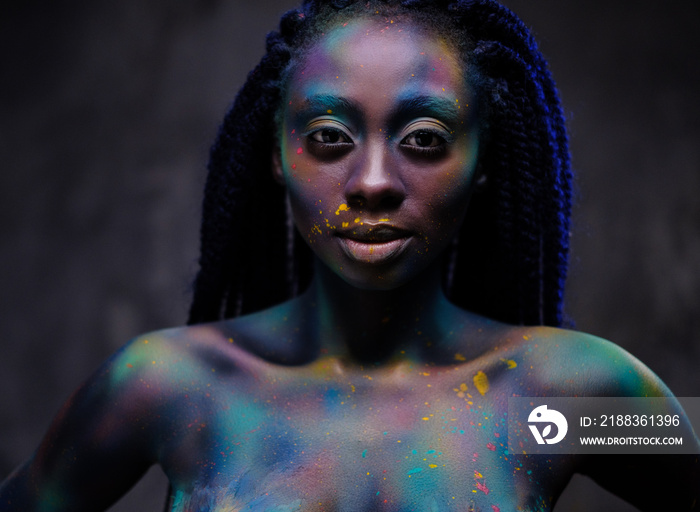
<box><xmin>444</xmin><ymin>0</ymin><xmax>573</xmax><ymax>326</ymax></box>
<box><xmin>188</xmin><ymin>0</ymin><xmax>573</xmax><ymax>328</ymax></box>
<box><xmin>189</xmin><ymin>29</ymin><xmax>295</xmax><ymax>323</ymax></box>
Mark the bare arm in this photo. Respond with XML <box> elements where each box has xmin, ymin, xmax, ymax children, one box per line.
<box><xmin>565</xmin><ymin>334</ymin><xmax>700</xmax><ymax>510</ymax></box>
<box><xmin>0</xmin><ymin>335</ymin><xmax>173</xmax><ymax>511</ymax></box>
<box><xmin>520</xmin><ymin>328</ymin><xmax>700</xmax><ymax>510</ymax></box>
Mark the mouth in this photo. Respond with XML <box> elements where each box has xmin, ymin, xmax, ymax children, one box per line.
<box><xmin>335</xmin><ymin>224</ymin><xmax>412</xmax><ymax>264</ymax></box>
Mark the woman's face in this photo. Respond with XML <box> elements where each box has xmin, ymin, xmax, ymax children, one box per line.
<box><xmin>274</xmin><ymin>17</ymin><xmax>479</xmax><ymax>290</ymax></box>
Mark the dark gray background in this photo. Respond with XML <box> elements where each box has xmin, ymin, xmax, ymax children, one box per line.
<box><xmin>1</xmin><ymin>1</ymin><xmax>698</xmax><ymax>510</ymax></box>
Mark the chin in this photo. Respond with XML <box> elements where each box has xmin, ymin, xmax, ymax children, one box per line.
<box><xmin>340</xmin><ymin>274</ymin><xmax>406</xmax><ymax>292</ymax></box>
<box><xmin>330</xmin><ymin>260</ymin><xmax>433</xmax><ymax>293</ymax></box>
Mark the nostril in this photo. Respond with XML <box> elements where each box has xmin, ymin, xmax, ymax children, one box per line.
<box><xmin>346</xmin><ymin>192</ymin><xmax>403</xmax><ymax>212</ymax></box>
<box><xmin>346</xmin><ymin>195</ymin><xmax>365</xmax><ymax>209</ymax></box>
<box><xmin>379</xmin><ymin>194</ymin><xmax>403</xmax><ymax>210</ymax></box>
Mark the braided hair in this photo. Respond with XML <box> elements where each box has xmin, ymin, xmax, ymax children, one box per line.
<box><xmin>188</xmin><ymin>0</ymin><xmax>573</xmax><ymax>327</ymax></box>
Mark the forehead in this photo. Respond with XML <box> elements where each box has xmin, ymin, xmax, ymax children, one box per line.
<box><xmin>286</xmin><ymin>18</ymin><xmax>469</xmax><ymax>105</ymax></box>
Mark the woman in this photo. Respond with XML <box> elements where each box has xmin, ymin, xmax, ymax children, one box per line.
<box><xmin>1</xmin><ymin>0</ymin><xmax>697</xmax><ymax>510</ymax></box>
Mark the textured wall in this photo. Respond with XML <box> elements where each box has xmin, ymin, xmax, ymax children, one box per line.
<box><xmin>1</xmin><ymin>1</ymin><xmax>698</xmax><ymax>511</ymax></box>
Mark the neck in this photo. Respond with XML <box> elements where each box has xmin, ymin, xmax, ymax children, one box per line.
<box><xmin>302</xmin><ymin>260</ymin><xmax>460</xmax><ymax>364</ymax></box>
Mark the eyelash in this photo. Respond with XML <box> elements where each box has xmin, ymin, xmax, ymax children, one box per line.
<box><xmin>306</xmin><ymin>127</ymin><xmax>354</xmax><ymax>159</ymax></box>
<box><xmin>400</xmin><ymin>129</ymin><xmax>449</xmax><ymax>157</ymax></box>
<box><xmin>308</xmin><ymin>127</ymin><xmax>353</xmax><ymax>145</ymax></box>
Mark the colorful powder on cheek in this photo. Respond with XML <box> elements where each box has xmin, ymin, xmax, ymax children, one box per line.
<box><xmin>335</xmin><ymin>204</ymin><xmax>350</xmax><ymax>215</ymax></box>
<box><xmin>297</xmin><ymin>147</ymin><xmax>303</xmax><ymax>155</ymax></box>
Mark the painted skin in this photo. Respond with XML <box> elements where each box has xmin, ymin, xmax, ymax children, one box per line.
<box><xmin>1</xmin><ymin>17</ymin><xmax>699</xmax><ymax>512</ymax></box>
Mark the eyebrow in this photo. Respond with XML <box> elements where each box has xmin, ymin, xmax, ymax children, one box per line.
<box><xmin>297</xmin><ymin>94</ymin><xmax>363</xmax><ymax>121</ymax></box>
<box><xmin>389</xmin><ymin>95</ymin><xmax>462</xmax><ymax>127</ymax></box>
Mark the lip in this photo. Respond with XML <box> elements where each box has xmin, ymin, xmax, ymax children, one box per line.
<box><xmin>336</xmin><ymin>224</ymin><xmax>412</xmax><ymax>264</ymax></box>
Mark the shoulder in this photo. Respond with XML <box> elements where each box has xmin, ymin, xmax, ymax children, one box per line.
<box><xmin>497</xmin><ymin>325</ymin><xmax>673</xmax><ymax>398</ymax></box>
<box><xmin>49</xmin><ymin>326</ymin><xmax>226</xmax><ymax>442</ymax></box>
<box><xmin>104</xmin><ymin>321</ymin><xmax>265</xmax><ymax>392</ymax></box>
<box><xmin>502</xmin><ymin>327</ymin><xmax>700</xmax><ymax>509</ymax></box>
<box><xmin>48</xmin><ymin>321</ymin><xmax>263</xmax><ymax>443</ymax></box>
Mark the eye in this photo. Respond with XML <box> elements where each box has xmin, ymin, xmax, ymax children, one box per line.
<box><xmin>401</xmin><ymin>130</ymin><xmax>445</xmax><ymax>148</ymax></box>
<box><xmin>310</xmin><ymin>128</ymin><xmax>351</xmax><ymax>144</ymax></box>
<box><xmin>400</xmin><ymin>129</ymin><xmax>449</xmax><ymax>158</ymax></box>
<box><xmin>306</xmin><ymin>126</ymin><xmax>353</xmax><ymax>159</ymax></box>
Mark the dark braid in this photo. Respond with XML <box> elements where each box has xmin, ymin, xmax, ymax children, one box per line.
<box><xmin>446</xmin><ymin>0</ymin><xmax>573</xmax><ymax>326</ymax></box>
<box><xmin>188</xmin><ymin>0</ymin><xmax>573</xmax><ymax>327</ymax></box>
<box><xmin>189</xmin><ymin>28</ymin><xmax>295</xmax><ymax>323</ymax></box>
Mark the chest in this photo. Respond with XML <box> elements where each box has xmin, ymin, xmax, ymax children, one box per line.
<box><xmin>163</xmin><ymin>370</ymin><xmax>567</xmax><ymax>511</ymax></box>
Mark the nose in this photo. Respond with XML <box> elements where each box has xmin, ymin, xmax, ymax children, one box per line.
<box><xmin>344</xmin><ymin>141</ymin><xmax>405</xmax><ymax>211</ymax></box>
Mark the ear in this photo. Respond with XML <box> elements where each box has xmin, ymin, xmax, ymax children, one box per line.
<box><xmin>272</xmin><ymin>145</ymin><xmax>286</xmax><ymax>185</ymax></box>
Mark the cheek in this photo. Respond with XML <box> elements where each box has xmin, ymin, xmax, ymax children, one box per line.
<box><xmin>414</xmin><ymin>162</ymin><xmax>476</xmax><ymax>235</ymax></box>
<box><xmin>285</xmin><ymin>178</ymin><xmax>326</xmax><ymax>246</ymax></box>
<box><xmin>281</xmin><ymin>158</ymin><xmax>344</xmax><ymax>248</ymax></box>
<box><xmin>443</xmin><ymin>169</ymin><xmax>475</xmax><ymax>216</ymax></box>
<box><xmin>431</xmin><ymin>139</ymin><xmax>480</xmax><ymax>228</ymax></box>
